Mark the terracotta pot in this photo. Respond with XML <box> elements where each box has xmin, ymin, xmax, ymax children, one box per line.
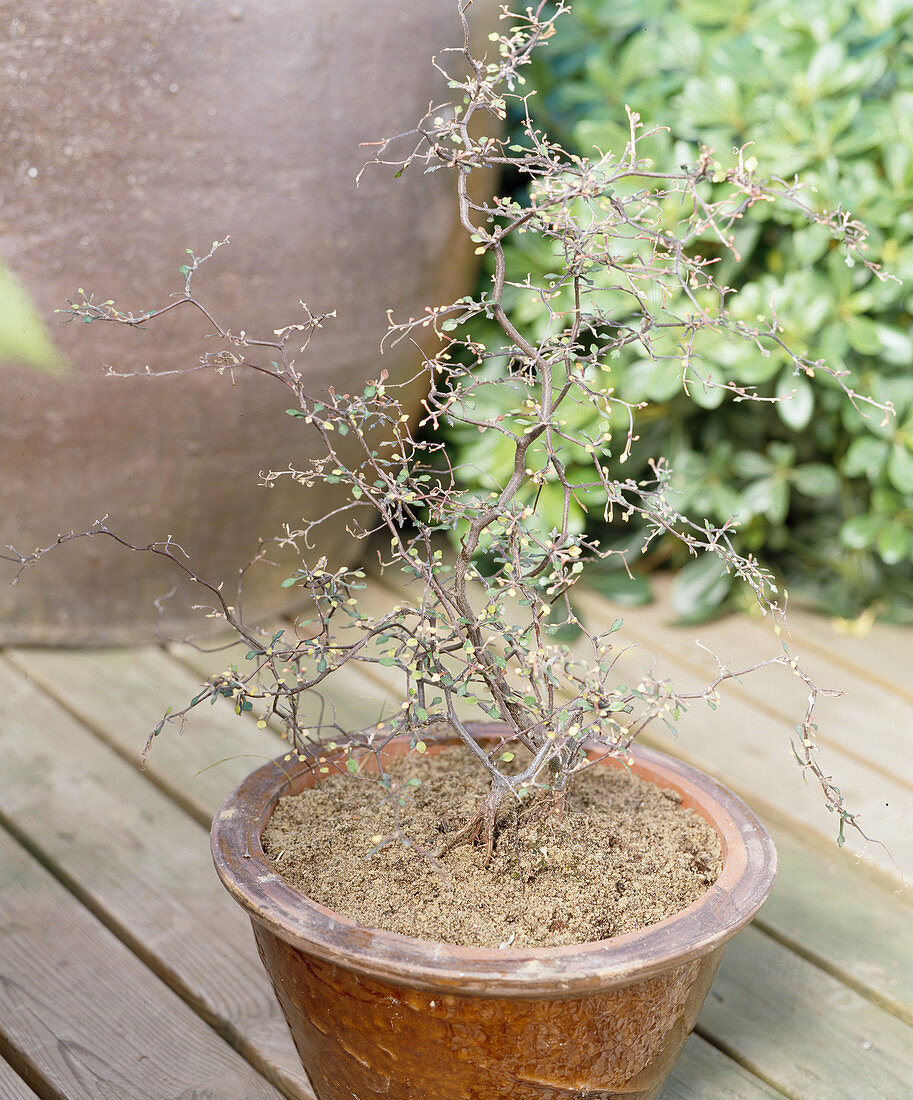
<box><xmin>211</xmin><ymin>724</ymin><xmax>777</xmax><ymax>1100</ymax></box>
<box><xmin>0</xmin><ymin>0</ymin><xmax>496</xmax><ymax>644</ymax></box>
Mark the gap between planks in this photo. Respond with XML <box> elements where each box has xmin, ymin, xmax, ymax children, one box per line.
<box><xmin>0</xmin><ymin>1048</ymin><xmax>41</xmax><ymax>1100</ymax></box>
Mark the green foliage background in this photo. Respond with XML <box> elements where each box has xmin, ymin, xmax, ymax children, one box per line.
<box><xmin>448</xmin><ymin>0</ymin><xmax>913</xmax><ymax>621</ymax></box>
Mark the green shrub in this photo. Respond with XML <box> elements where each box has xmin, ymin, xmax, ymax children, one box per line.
<box><xmin>448</xmin><ymin>0</ymin><xmax>913</xmax><ymax>620</ymax></box>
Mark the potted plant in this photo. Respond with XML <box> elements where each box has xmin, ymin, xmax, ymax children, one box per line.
<box><xmin>5</xmin><ymin>2</ymin><xmax>887</xmax><ymax>1096</ymax></box>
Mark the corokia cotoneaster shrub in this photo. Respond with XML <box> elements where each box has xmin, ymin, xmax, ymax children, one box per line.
<box><xmin>4</xmin><ymin>1</ymin><xmax>884</xmax><ymax>857</ymax></box>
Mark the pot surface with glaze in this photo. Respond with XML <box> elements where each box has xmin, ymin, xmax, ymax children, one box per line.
<box><xmin>212</xmin><ymin>725</ymin><xmax>777</xmax><ymax>1099</ymax></box>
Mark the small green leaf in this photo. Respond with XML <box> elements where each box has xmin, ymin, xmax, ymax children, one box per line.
<box><xmin>846</xmin><ymin>315</ymin><xmax>883</xmax><ymax>355</ymax></box>
<box><xmin>547</xmin><ymin>614</ymin><xmax>583</xmax><ymax>642</ymax></box>
<box><xmin>740</xmin><ymin>474</ymin><xmax>790</xmax><ymax>524</ymax></box>
<box><xmin>843</xmin><ymin>436</ymin><xmax>889</xmax><ymax>480</ymax></box>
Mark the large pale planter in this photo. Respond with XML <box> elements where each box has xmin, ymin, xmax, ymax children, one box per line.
<box><xmin>0</xmin><ymin>0</ymin><xmax>495</xmax><ymax>644</ymax></box>
<box><xmin>211</xmin><ymin>724</ymin><xmax>777</xmax><ymax>1100</ymax></box>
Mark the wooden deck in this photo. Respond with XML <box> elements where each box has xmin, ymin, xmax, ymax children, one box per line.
<box><xmin>1</xmin><ymin>572</ymin><xmax>913</xmax><ymax>1099</ymax></box>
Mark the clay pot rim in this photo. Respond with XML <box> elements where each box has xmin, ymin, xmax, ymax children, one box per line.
<box><xmin>211</xmin><ymin>721</ymin><xmax>776</xmax><ymax>998</ymax></box>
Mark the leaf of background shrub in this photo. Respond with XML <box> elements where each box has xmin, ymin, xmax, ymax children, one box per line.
<box><xmin>875</xmin><ymin>324</ymin><xmax>913</xmax><ymax>366</ymax></box>
<box><xmin>792</xmin><ymin>463</ymin><xmax>841</xmax><ymax>499</ymax></box>
<box><xmin>671</xmin><ymin>554</ymin><xmax>732</xmax><ymax>623</ymax></box>
<box><xmin>775</xmin><ymin>374</ymin><xmax>815</xmax><ymax>431</ymax></box>
<box><xmin>740</xmin><ymin>477</ymin><xmax>790</xmax><ymax>525</ymax></box>
<box><xmin>846</xmin><ymin>315</ymin><xmax>884</xmax><ymax>355</ymax></box>
<box><xmin>842</xmin><ymin>436</ymin><xmax>890</xmax><ymax>481</ymax></box>
<box><xmin>841</xmin><ymin>515</ymin><xmax>879</xmax><ymax>550</ymax></box>
<box><xmin>0</xmin><ymin>258</ymin><xmax>67</xmax><ymax>373</ymax></box>
<box><xmin>887</xmin><ymin>445</ymin><xmax>913</xmax><ymax>494</ymax></box>
<box><xmin>581</xmin><ymin>567</ymin><xmax>652</xmax><ymax>607</ymax></box>
<box><xmin>876</xmin><ymin>522</ymin><xmax>912</xmax><ymax>565</ymax></box>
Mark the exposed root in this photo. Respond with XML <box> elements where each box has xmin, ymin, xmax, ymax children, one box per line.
<box><xmin>435</xmin><ymin>795</ymin><xmax>500</xmax><ymax>864</ymax></box>
<box><xmin>435</xmin><ymin>776</ymin><xmax>570</xmax><ymax>864</ymax></box>
<box><xmin>550</xmin><ymin>787</ymin><xmax>568</xmax><ymax>820</ymax></box>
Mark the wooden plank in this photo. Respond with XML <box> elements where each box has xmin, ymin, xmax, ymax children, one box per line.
<box><xmin>579</xmin><ymin>577</ymin><xmax>913</xmax><ymax>790</ymax></box>
<box><xmin>0</xmin><ymin>829</ymin><xmax>285</xmax><ymax>1100</ymax></box>
<box><xmin>575</xmin><ymin>586</ymin><xmax>913</xmax><ymax>880</ymax></box>
<box><xmin>14</xmin><ymin>629</ymin><xmax>913</xmax><ymax>1091</ymax></box>
<box><xmin>576</xmin><ymin>571</ymin><xmax>913</xmax><ymax>709</ymax></box>
<box><xmin>6</xmin><ymin>646</ymin><xmax>794</xmax><ymax>1097</ymax></box>
<box><xmin>660</xmin><ymin>1037</ymin><xmax>786</xmax><ymax>1099</ymax></box>
<box><xmin>701</xmin><ymin>927</ymin><xmax>913</xmax><ymax>1099</ymax></box>
<box><xmin>785</xmin><ymin>603</ymin><xmax>913</xmax><ymax>706</ymax></box>
<box><xmin>760</xmin><ymin>826</ymin><xmax>913</xmax><ymax>1028</ymax></box>
<box><xmin>0</xmin><ymin>656</ymin><xmax>315</xmax><ymax>1100</ymax></box>
<box><xmin>635</xmin><ymin>693</ymin><xmax>913</xmax><ymax>881</ymax></box>
<box><xmin>6</xmin><ymin>642</ymin><xmax>402</xmax><ymax>828</ymax></box>
<box><xmin>5</xmin><ymin>645</ymin><xmax>290</xmax><ymax>826</ymax></box>
<box><xmin>0</xmin><ymin>1055</ymin><xmax>40</xmax><ymax>1100</ymax></box>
